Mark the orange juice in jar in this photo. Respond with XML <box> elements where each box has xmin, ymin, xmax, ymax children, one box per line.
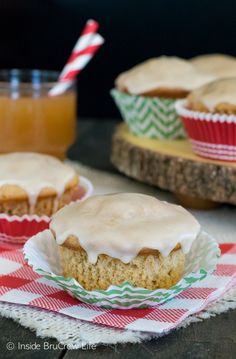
<box><xmin>0</xmin><ymin>69</ymin><xmax>76</xmax><ymax>159</ymax></box>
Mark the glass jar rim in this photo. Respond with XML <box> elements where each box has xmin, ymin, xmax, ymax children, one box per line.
<box><xmin>0</xmin><ymin>69</ymin><xmax>60</xmax><ymax>88</ymax></box>
<box><xmin>0</xmin><ymin>69</ymin><xmax>76</xmax><ymax>92</ymax></box>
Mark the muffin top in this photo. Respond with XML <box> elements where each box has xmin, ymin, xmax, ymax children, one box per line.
<box><xmin>187</xmin><ymin>78</ymin><xmax>236</xmax><ymax>113</ymax></box>
<box><xmin>50</xmin><ymin>193</ymin><xmax>200</xmax><ymax>263</ymax></box>
<box><xmin>115</xmin><ymin>56</ymin><xmax>214</xmax><ymax>96</ymax></box>
<box><xmin>0</xmin><ymin>152</ymin><xmax>78</xmax><ymax>204</ymax></box>
<box><xmin>191</xmin><ymin>53</ymin><xmax>236</xmax><ymax>78</ymax></box>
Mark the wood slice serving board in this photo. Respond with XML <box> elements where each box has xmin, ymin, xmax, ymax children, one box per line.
<box><xmin>111</xmin><ymin>123</ymin><xmax>236</xmax><ymax>208</ymax></box>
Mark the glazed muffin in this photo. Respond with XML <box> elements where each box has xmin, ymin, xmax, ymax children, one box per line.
<box><xmin>191</xmin><ymin>53</ymin><xmax>236</xmax><ymax>78</ymax></box>
<box><xmin>0</xmin><ymin>152</ymin><xmax>79</xmax><ymax>216</ymax></box>
<box><xmin>115</xmin><ymin>56</ymin><xmax>215</xmax><ymax>98</ymax></box>
<box><xmin>50</xmin><ymin>193</ymin><xmax>200</xmax><ymax>290</ymax></box>
<box><xmin>186</xmin><ymin>78</ymin><xmax>236</xmax><ymax>114</ymax></box>
<box><xmin>112</xmin><ymin>56</ymin><xmax>214</xmax><ymax>140</ymax></box>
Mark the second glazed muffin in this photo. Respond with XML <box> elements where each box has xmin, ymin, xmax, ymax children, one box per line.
<box><xmin>0</xmin><ymin>152</ymin><xmax>79</xmax><ymax>216</ymax></box>
<box><xmin>50</xmin><ymin>193</ymin><xmax>200</xmax><ymax>290</ymax></box>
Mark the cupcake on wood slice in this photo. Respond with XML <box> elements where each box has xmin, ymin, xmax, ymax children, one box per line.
<box><xmin>190</xmin><ymin>53</ymin><xmax>236</xmax><ymax>78</ymax></box>
<box><xmin>176</xmin><ymin>78</ymin><xmax>236</xmax><ymax>161</ymax></box>
<box><xmin>111</xmin><ymin>56</ymin><xmax>214</xmax><ymax>139</ymax></box>
<box><xmin>0</xmin><ymin>152</ymin><xmax>79</xmax><ymax>216</ymax></box>
<box><xmin>50</xmin><ymin>193</ymin><xmax>200</xmax><ymax>291</ymax></box>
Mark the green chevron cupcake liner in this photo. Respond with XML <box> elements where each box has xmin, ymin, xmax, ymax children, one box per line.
<box><xmin>24</xmin><ymin>229</ymin><xmax>220</xmax><ymax>309</ymax></box>
<box><xmin>111</xmin><ymin>89</ymin><xmax>186</xmax><ymax>139</ymax></box>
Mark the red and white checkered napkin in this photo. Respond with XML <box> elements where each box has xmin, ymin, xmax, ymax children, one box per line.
<box><xmin>0</xmin><ymin>242</ymin><xmax>236</xmax><ymax>334</ymax></box>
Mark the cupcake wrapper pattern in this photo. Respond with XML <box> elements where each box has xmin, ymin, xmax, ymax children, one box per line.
<box><xmin>176</xmin><ymin>100</ymin><xmax>236</xmax><ymax>161</ymax></box>
<box><xmin>0</xmin><ymin>176</ymin><xmax>93</xmax><ymax>245</ymax></box>
<box><xmin>24</xmin><ymin>230</ymin><xmax>220</xmax><ymax>309</ymax></box>
<box><xmin>111</xmin><ymin>89</ymin><xmax>186</xmax><ymax>139</ymax></box>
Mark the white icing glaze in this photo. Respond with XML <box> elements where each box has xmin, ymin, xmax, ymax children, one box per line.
<box><xmin>0</xmin><ymin>152</ymin><xmax>76</xmax><ymax>209</ymax></box>
<box><xmin>115</xmin><ymin>56</ymin><xmax>215</xmax><ymax>95</ymax></box>
<box><xmin>51</xmin><ymin>193</ymin><xmax>200</xmax><ymax>264</ymax></box>
<box><xmin>191</xmin><ymin>54</ymin><xmax>236</xmax><ymax>78</ymax></box>
<box><xmin>187</xmin><ymin>78</ymin><xmax>236</xmax><ymax>111</ymax></box>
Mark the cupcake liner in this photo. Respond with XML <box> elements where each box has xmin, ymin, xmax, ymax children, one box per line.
<box><xmin>24</xmin><ymin>229</ymin><xmax>220</xmax><ymax>309</ymax></box>
<box><xmin>111</xmin><ymin>89</ymin><xmax>186</xmax><ymax>139</ymax></box>
<box><xmin>176</xmin><ymin>100</ymin><xmax>236</xmax><ymax>161</ymax></box>
<box><xmin>0</xmin><ymin>176</ymin><xmax>93</xmax><ymax>245</ymax></box>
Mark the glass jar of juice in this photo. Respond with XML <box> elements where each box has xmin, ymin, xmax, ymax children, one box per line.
<box><xmin>0</xmin><ymin>69</ymin><xmax>76</xmax><ymax>159</ymax></box>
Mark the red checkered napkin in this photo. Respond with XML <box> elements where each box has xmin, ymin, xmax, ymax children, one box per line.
<box><xmin>0</xmin><ymin>241</ymin><xmax>236</xmax><ymax>334</ymax></box>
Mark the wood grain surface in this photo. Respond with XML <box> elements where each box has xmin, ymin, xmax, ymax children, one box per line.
<box><xmin>111</xmin><ymin>124</ymin><xmax>236</xmax><ymax>206</ymax></box>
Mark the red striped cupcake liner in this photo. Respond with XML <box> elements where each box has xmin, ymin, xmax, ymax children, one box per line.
<box><xmin>175</xmin><ymin>100</ymin><xmax>236</xmax><ymax>161</ymax></box>
<box><xmin>0</xmin><ymin>176</ymin><xmax>93</xmax><ymax>245</ymax></box>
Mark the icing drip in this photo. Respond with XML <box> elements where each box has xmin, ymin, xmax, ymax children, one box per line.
<box><xmin>51</xmin><ymin>193</ymin><xmax>201</xmax><ymax>264</ymax></box>
<box><xmin>0</xmin><ymin>152</ymin><xmax>76</xmax><ymax>209</ymax></box>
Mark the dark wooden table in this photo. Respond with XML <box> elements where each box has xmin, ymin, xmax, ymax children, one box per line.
<box><xmin>1</xmin><ymin>119</ymin><xmax>236</xmax><ymax>359</ymax></box>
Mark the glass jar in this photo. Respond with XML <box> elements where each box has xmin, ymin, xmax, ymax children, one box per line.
<box><xmin>0</xmin><ymin>69</ymin><xmax>77</xmax><ymax>159</ymax></box>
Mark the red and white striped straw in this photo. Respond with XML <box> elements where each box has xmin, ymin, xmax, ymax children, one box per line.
<box><xmin>49</xmin><ymin>19</ymin><xmax>104</xmax><ymax>96</ymax></box>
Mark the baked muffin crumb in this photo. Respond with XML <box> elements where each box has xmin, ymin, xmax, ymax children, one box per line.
<box><xmin>59</xmin><ymin>245</ymin><xmax>185</xmax><ymax>290</ymax></box>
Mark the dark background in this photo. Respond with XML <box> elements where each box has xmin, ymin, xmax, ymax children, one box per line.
<box><xmin>0</xmin><ymin>0</ymin><xmax>236</xmax><ymax>118</ymax></box>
